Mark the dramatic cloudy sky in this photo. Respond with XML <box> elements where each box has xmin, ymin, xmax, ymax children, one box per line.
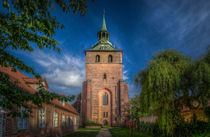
<box><xmin>6</xmin><ymin>0</ymin><xmax>210</xmax><ymax>100</ymax></box>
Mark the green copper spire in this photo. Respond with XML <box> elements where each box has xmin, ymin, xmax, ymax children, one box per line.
<box><xmin>90</xmin><ymin>11</ymin><xmax>116</xmax><ymax>51</ymax></box>
<box><xmin>98</xmin><ymin>10</ymin><xmax>109</xmax><ymax>41</ymax></box>
<box><xmin>100</xmin><ymin>11</ymin><xmax>107</xmax><ymax>31</ymax></box>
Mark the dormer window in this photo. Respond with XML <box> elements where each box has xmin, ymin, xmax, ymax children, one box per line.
<box><xmin>60</xmin><ymin>100</ymin><xmax>65</xmax><ymax>106</ymax></box>
<box><xmin>96</xmin><ymin>55</ymin><xmax>100</xmax><ymax>62</ymax></box>
<box><xmin>108</xmin><ymin>55</ymin><xmax>113</xmax><ymax>63</ymax></box>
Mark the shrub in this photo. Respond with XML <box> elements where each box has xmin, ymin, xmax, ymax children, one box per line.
<box><xmin>85</xmin><ymin>120</ymin><xmax>102</xmax><ymax>127</ymax></box>
<box><xmin>204</xmin><ymin>107</ymin><xmax>210</xmax><ymax>122</ymax></box>
<box><xmin>138</xmin><ymin>121</ymin><xmax>210</xmax><ymax>137</ymax></box>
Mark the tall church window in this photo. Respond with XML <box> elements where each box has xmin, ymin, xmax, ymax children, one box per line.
<box><xmin>103</xmin><ymin>93</ymin><xmax>108</xmax><ymax>105</ymax></box>
<box><xmin>96</xmin><ymin>55</ymin><xmax>100</xmax><ymax>62</ymax></box>
<box><xmin>108</xmin><ymin>55</ymin><xmax>112</xmax><ymax>63</ymax></box>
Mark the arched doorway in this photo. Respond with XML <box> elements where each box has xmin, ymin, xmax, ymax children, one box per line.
<box><xmin>98</xmin><ymin>89</ymin><xmax>111</xmax><ymax>126</ymax></box>
<box><xmin>103</xmin><ymin>120</ymin><xmax>108</xmax><ymax>126</ymax></box>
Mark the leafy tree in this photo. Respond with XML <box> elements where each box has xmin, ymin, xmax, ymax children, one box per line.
<box><xmin>0</xmin><ymin>0</ymin><xmax>89</xmax><ymax>117</ymax></box>
<box><xmin>135</xmin><ymin>48</ymin><xmax>210</xmax><ymax>136</ymax></box>
<box><xmin>189</xmin><ymin>47</ymin><xmax>210</xmax><ymax>109</ymax></box>
<box><xmin>130</xmin><ymin>95</ymin><xmax>141</xmax><ymax>119</ymax></box>
<box><xmin>123</xmin><ymin>95</ymin><xmax>141</xmax><ymax>137</ymax></box>
<box><xmin>135</xmin><ymin>50</ymin><xmax>191</xmax><ymax>135</ymax></box>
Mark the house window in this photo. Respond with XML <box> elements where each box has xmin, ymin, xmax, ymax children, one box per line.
<box><xmin>66</xmin><ymin>116</ymin><xmax>70</xmax><ymax>127</ymax></box>
<box><xmin>17</xmin><ymin>107</ymin><xmax>29</xmax><ymax>130</ymax></box>
<box><xmin>62</xmin><ymin>114</ymin><xmax>65</xmax><ymax>127</ymax></box>
<box><xmin>0</xmin><ymin>110</ymin><xmax>4</xmax><ymax>137</ymax></box>
<box><xmin>108</xmin><ymin>55</ymin><xmax>113</xmax><ymax>63</ymax></box>
<box><xmin>61</xmin><ymin>100</ymin><xmax>65</xmax><ymax>106</ymax></box>
<box><xmin>74</xmin><ymin>117</ymin><xmax>77</xmax><ymax>126</ymax></box>
<box><xmin>103</xmin><ymin>93</ymin><xmax>108</xmax><ymax>105</ymax></box>
<box><xmin>39</xmin><ymin>108</ymin><xmax>46</xmax><ymax>128</ymax></box>
<box><xmin>96</xmin><ymin>55</ymin><xmax>100</xmax><ymax>62</ymax></box>
<box><xmin>70</xmin><ymin>116</ymin><xmax>73</xmax><ymax>126</ymax></box>
<box><xmin>53</xmin><ymin>112</ymin><xmax>58</xmax><ymax>127</ymax></box>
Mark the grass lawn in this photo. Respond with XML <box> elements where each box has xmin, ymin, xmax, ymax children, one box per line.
<box><xmin>63</xmin><ymin>128</ymin><xmax>100</xmax><ymax>137</ymax></box>
<box><xmin>110</xmin><ymin>127</ymin><xmax>152</xmax><ymax>137</ymax></box>
<box><xmin>63</xmin><ymin>131</ymin><xmax>98</xmax><ymax>137</ymax></box>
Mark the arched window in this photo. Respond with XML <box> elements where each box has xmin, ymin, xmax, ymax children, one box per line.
<box><xmin>103</xmin><ymin>73</ymin><xmax>107</xmax><ymax>79</ymax></box>
<box><xmin>103</xmin><ymin>93</ymin><xmax>108</xmax><ymax>105</ymax></box>
<box><xmin>108</xmin><ymin>55</ymin><xmax>112</xmax><ymax>63</ymax></box>
<box><xmin>96</xmin><ymin>55</ymin><xmax>100</xmax><ymax>62</ymax></box>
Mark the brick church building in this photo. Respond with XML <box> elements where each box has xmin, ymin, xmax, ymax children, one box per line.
<box><xmin>81</xmin><ymin>14</ymin><xmax>129</xmax><ymax>126</ymax></box>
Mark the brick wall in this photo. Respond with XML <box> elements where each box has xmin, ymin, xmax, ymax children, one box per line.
<box><xmin>81</xmin><ymin>50</ymin><xmax>129</xmax><ymax>126</ymax></box>
<box><xmin>4</xmin><ymin>103</ymin><xmax>79</xmax><ymax>137</ymax></box>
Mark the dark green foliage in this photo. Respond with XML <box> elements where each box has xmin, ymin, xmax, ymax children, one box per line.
<box><xmin>135</xmin><ymin>48</ymin><xmax>210</xmax><ymax>135</ymax></box>
<box><xmin>0</xmin><ymin>0</ymin><xmax>88</xmax><ymax>117</ymax></box>
<box><xmin>174</xmin><ymin>121</ymin><xmax>210</xmax><ymax>137</ymax></box>
<box><xmin>135</xmin><ymin>50</ymin><xmax>190</xmax><ymax>135</ymax></box>
<box><xmin>1</xmin><ymin>0</ymin><xmax>88</xmax><ymax>74</ymax></box>
<box><xmin>204</xmin><ymin>107</ymin><xmax>210</xmax><ymax>122</ymax></box>
<box><xmin>138</xmin><ymin>123</ymin><xmax>163</xmax><ymax>136</ymax></box>
<box><xmin>137</xmin><ymin>121</ymin><xmax>210</xmax><ymax>137</ymax></box>
<box><xmin>85</xmin><ymin>120</ymin><xmax>102</xmax><ymax>126</ymax></box>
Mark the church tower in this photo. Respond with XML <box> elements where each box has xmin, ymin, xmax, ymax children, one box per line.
<box><xmin>81</xmin><ymin>13</ymin><xmax>129</xmax><ymax>126</ymax></box>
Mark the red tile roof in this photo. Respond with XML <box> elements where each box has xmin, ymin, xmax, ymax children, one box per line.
<box><xmin>23</xmin><ymin>78</ymin><xmax>40</xmax><ymax>83</ymax></box>
<box><xmin>0</xmin><ymin>66</ymin><xmax>36</xmax><ymax>94</ymax></box>
<box><xmin>0</xmin><ymin>66</ymin><xmax>78</xmax><ymax>115</ymax></box>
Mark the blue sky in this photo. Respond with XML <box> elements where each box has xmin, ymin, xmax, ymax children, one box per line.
<box><xmin>5</xmin><ymin>0</ymin><xmax>210</xmax><ymax>100</ymax></box>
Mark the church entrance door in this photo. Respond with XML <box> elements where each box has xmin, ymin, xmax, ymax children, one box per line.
<box><xmin>103</xmin><ymin>120</ymin><xmax>108</xmax><ymax>126</ymax></box>
<box><xmin>98</xmin><ymin>89</ymin><xmax>111</xmax><ymax>126</ymax></box>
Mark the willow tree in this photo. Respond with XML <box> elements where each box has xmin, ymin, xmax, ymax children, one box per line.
<box><xmin>0</xmin><ymin>0</ymin><xmax>89</xmax><ymax>117</ymax></box>
<box><xmin>135</xmin><ymin>50</ymin><xmax>191</xmax><ymax>135</ymax></box>
<box><xmin>189</xmin><ymin>47</ymin><xmax>210</xmax><ymax>113</ymax></box>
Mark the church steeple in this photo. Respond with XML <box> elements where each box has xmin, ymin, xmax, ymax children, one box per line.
<box><xmin>98</xmin><ymin>11</ymin><xmax>109</xmax><ymax>41</ymax></box>
<box><xmin>91</xmin><ymin>11</ymin><xmax>115</xmax><ymax>50</ymax></box>
<box><xmin>101</xmin><ymin>13</ymin><xmax>107</xmax><ymax>31</ymax></box>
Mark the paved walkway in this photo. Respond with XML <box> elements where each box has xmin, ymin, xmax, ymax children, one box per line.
<box><xmin>96</xmin><ymin>128</ymin><xmax>112</xmax><ymax>137</ymax></box>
